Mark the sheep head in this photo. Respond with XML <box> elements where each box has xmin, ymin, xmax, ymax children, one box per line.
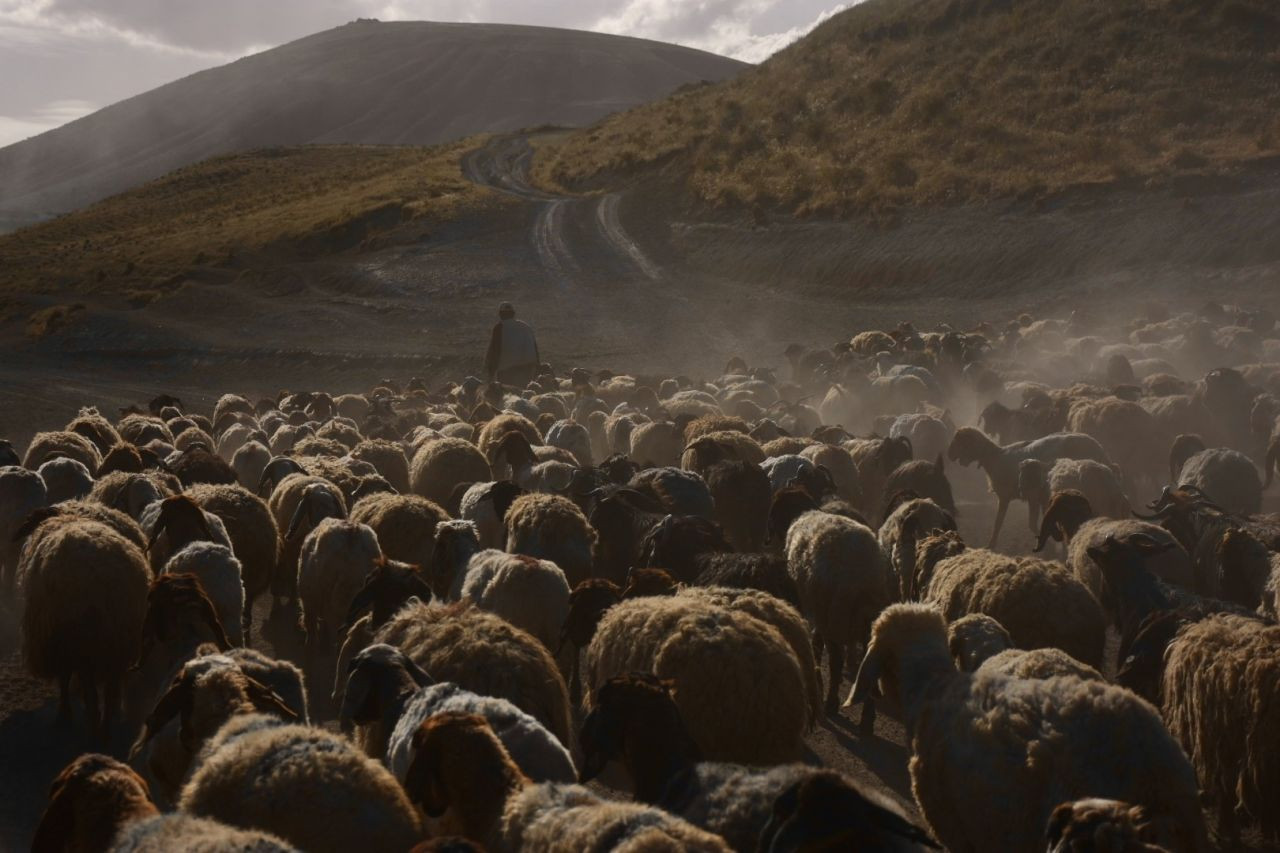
<box><xmin>1034</xmin><ymin>490</ymin><xmax>1093</xmax><ymax>552</ymax></box>
<box><xmin>559</xmin><ymin>578</ymin><xmax>621</xmax><ymax>653</ymax></box>
<box><xmin>256</xmin><ymin>456</ymin><xmax>306</xmax><ymax>497</ymax></box>
<box><xmin>146</xmin><ymin>496</ymin><xmax>213</xmax><ymax>554</ymax></box>
<box><xmin>284</xmin><ymin>483</ymin><xmax>345</xmax><ymax>540</ymax></box>
<box><xmin>621</xmin><ymin>567</ymin><xmax>678</xmax><ymax>599</ymax></box>
<box><xmin>579</xmin><ymin>673</ymin><xmax>695</xmax><ymax>795</ymax></box>
<box><xmin>405</xmin><ymin>712</ymin><xmax>526</xmax><ymax>831</ymax></box>
<box><xmin>427</xmin><ymin>520</ymin><xmax>481</xmax><ymax>599</ymax></box>
<box><xmin>845</xmin><ymin>603</ymin><xmax>953</xmax><ymax>734</ymax></box>
<box><xmin>32</xmin><ymin>754</ymin><xmax>158</xmax><ymax>853</ymax></box>
<box><xmin>946</xmin><ymin>614</ymin><xmax>1014</xmax><ymax>672</ymax></box>
<box><xmin>135</xmin><ymin>573</ymin><xmax>230</xmax><ymax>669</ymax></box>
<box><xmin>338</xmin><ymin>643</ymin><xmax>432</xmax><ymax>735</ymax></box>
<box><xmin>342</xmin><ymin>557</ymin><xmax>433</xmax><ymax>635</ymax></box>
<box><xmin>140</xmin><ymin>661</ymin><xmax>295</xmax><ymax>755</ymax></box>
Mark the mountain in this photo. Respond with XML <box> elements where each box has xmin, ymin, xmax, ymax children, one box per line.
<box><xmin>0</xmin><ymin>20</ymin><xmax>747</xmax><ymax>227</ymax></box>
<box><xmin>537</xmin><ymin>0</ymin><xmax>1280</xmax><ymax>217</ymax></box>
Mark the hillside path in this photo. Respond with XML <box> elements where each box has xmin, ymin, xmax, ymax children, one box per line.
<box><xmin>462</xmin><ymin>135</ymin><xmax>661</xmax><ymax>284</ymax></box>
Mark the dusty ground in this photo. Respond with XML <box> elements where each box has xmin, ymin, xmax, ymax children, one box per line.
<box><xmin>2</xmin><ymin>134</ymin><xmax>1280</xmax><ymax>848</ymax></box>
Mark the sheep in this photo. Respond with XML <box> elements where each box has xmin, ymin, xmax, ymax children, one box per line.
<box><xmin>843</xmin><ymin>604</ymin><xmax>1208</xmax><ymax>852</ymax></box>
<box><xmin>117</xmin><ymin>415</ymin><xmax>173</xmax><ymax>448</ymax></box>
<box><xmin>691</xmin><ymin>552</ymin><xmax>800</xmax><ymax>608</ymax></box>
<box><xmin>66</xmin><ymin>407</ymin><xmax>122</xmax><ymax>455</ymax></box>
<box><xmin>463</xmin><ymin>550</ymin><xmax>570</xmax><ymax>657</ymax></box>
<box><xmin>0</xmin><ymin>465</ymin><xmax>45</xmax><ymax>588</ymax></box>
<box><xmin>478</xmin><ymin>412</ymin><xmax>543</xmax><ymax>475</ymax></box>
<box><xmin>584</xmin><ymin>593</ymin><xmax>807</xmax><ymax>764</ymax></box>
<box><xmin>799</xmin><ymin>443</ymin><xmax>862</xmax><ymax>505</ymax></box>
<box><xmin>504</xmin><ymin>492</ymin><xmax>597</xmax><ymax>588</ymax></box>
<box><xmin>923</xmin><ymin>541</ymin><xmax>1107</xmax><ymax>669</ymax></box>
<box><xmin>881</xmin><ymin>455</ymin><xmax>955</xmax><ymax>520</ymax></box>
<box><xmin>162</xmin><ymin>543</ymin><xmax>245</xmax><ymax>647</ymax></box>
<box><xmin>178</xmin><ymin>714</ymin><xmax>422</xmax><ymax>853</ymax></box>
<box><xmin>369</xmin><ymin>599</ymin><xmax>573</xmax><ymax>747</ymax></box>
<box><xmin>628</xmin><ymin>420</ymin><xmax>684</xmax><ymax>467</ymax></box>
<box><xmin>139</xmin><ymin>494</ymin><xmax>232</xmax><ymax>574</ymax></box>
<box><xmin>338</xmin><ymin>644</ymin><xmax>575</xmax><ymax>784</ymax></box>
<box><xmin>185</xmin><ymin>483</ymin><xmax>279</xmax><ymax>633</ymax></box>
<box><xmin>704</xmin><ymin>459</ymin><xmax>772</xmax><ymax>553</ymax></box>
<box><xmin>1035</xmin><ymin>491</ymin><xmax>1196</xmax><ymax>604</ymax></box>
<box><xmin>37</xmin><ymin>457</ymin><xmax>94</xmax><ymax>503</ymax></box>
<box><xmin>267</xmin><ymin>474</ymin><xmax>346</xmax><ymax>613</ymax></box>
<box><xmin>1177</xmin><ymin>447</ymin><xmax>1263</xmax><ymax>516</ymax></box>
<box><xmin>784</xmin><ymin>509</ymin><xmax>894</xmax><ymax>718</ymax></box>
<box><xmin>298</xmin><ymin>519</ymin><xmax>382</xmax><ymax>652</ymax></box>
<box><xmin>166</xmin><ymin>446</ymin><xmax>238</xmax><ymax>488</ymax></box>
<box><xmin>132</xmin><ymin>652</ymin><xmax>301</xmax><ymax>805</ymax></box>
<box><xmin>1120</xmin><ymin>610</ymin><xmax>1280</xmax><ymax>842</ymax></box>
<box><xmin>682</xmin><ymin>431</ymin><xmax>766</xmax><ymax>474</ymax></box>
<box><xmin>1066</xmin><ymin>396</ymin><xmax>1164</xmax><ymax>489</ymax></box>
<box><xmin>349</xmin><ymin>491</ymin><xmax>447</xmax><ymax>567</ymax></box>
<box><xmin>15</xmin><ymin>500</ymin><xmax>148</xmax><ymax>555</ymax></box>
<box><xmin>845</xmin><ymin>435</ymin><xmax>913</xmax><ymax>518</ymax></box>
<box><xmin>630</xmin><ymin>465</ymin><xmax>717</xmax><ymax>518</ymax></box>
<box><xmin>228</xmin><ymin>440</ymin><xmax>271</xmax><ymax>492</ymax></box>
<box><xmin>678</xmin><ymin>585</ymin><xmax>820</xmax><ymax>725</ymax></box>
<box><xmin>23</xmin><ymin>429</ymin><xmax>103</xmax><ymax>472</ymax></box>
<box><xmin>31</xmin><ymin>753</ymin><xmax>296</xmax><ymax>853</ymax></box>
<box><xmin>88</xmin><ymin>471</ymin><xmax>173</xmax><ymax>521</ymax></box>
<box><xmin>20</xmin><ymin>518</ymin><xmax>151</xmax><ymax>738</ymax></box>
<box><xmin>1018</xmin><ymin>457</ymin><xmax>1129</xmax><ymax>530</ymax></box>
<box><xmin>878</xmin><ymin>498</ymin><xmax>957</xmax><ymax>599</ymax></box>
<box><xmin>410</xmin><ymin>437</ymin><xmax>492</xmax><ymax>506</ymax></box>
<box><xmin>579</xmin><ymin>673</ymin><xmax>931</xmax><ymax>852</ymax></box>
<box><xmin>349</xmin><ymin>438</ymin><xmax>410</xmax><ymax>493</ymax></box>
<box><xmin>760</xmin><ymin>770</ymin><xmax>941</xmax><ymax>852</ymax></box>
<box><xmin>490</xmin><ymin>430</ymin><xmax>577</xmax><ymax>492</ymax></box>
<box><xmin>458</xmin><ymin>480</ymin><xmax>525</xmax><ymax>548</ymax></box>
<box><xmin>947</xmin><ymin>427</ymin><xmax>1110</xmax><ymax>547</ymax></box>
<box><xmin>947</xmin><ymin>613</ymin><xmax>1103</xmax><ymax>680</ymax></box>
<box><xmin>545</xmin><ymin>419</ymin><xmax>592</xmax><ymax>467</ymax></box>
<box><xmin>405</xmin><ymin>712</ymin><xmax>730</xmax><ymax>852</ymax></box>
<box><xmin>1045</xmin><ymin>798</ymin><xmax>1181</xmax><ymax>853</ymax></box>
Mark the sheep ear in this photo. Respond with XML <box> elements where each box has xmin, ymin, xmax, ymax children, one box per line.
<box><xmin>243</xmin><ymin>676</ymin><xmax>298</xmax><ymax>722</ymax></box>
<box><xmin>285</xmin><ymin>499</ymin><xmax>309</xmax><ymax>540</ymax></box>
<box><xmin>404</xmin><ymin>656</ymin><xmax>433</xmax><ymax>687</ymax></box>
<box><xmin>30</xmin><ymin>774</ymin><xmax>76</xmax><ymax>853</ymax></box>
<box><xmin>143</xmin><ymin>675</ymin><xmax>192</xmax><ymax>742</ymax></box>
<box><xmin>842</xmin><ymin>644</ymin><xmax>883</xmax><ymax>710</ymax></box>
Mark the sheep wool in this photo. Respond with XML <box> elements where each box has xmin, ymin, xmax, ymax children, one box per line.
<box><xmin>461</xmin><ymin>549</ymin><xmax>570</xmax><ymax>656</ymax></box>
<box><xmin>504</xmin><ymin>493</ymin><xmax>597</xmax><ymax>588</ymax></box>
<box><xmin>585</xmin><ymin>595</ymin><xmax>806</xmax><ymax>764</ymax></box>
<box><xmin>410</xmin><ymin>437</ymin><xmax>492</xmax><ymax>507</ymax></box>
<box><xmin>350</xmin><ymin>492</ymin><xmax>448</xmax><ymax>567</ymax></box>
<box><xmin>387</xmin><ymin>682</ymin><xmax>576</xmax><ymax>784</ymax></box>
<box><xmin>925</xmin><ymin>549</ymin><xmax>1106</xmax><ymax>668</ymax></box>
<box><xmin>375</xmin><ymin>600</ymin><xmax>573</xmax><ymax>747</ymax></box>
<box><xmin>179</xmin><ymin>715</ymin><xmax>421</xmax><ymax>853</ymax></box>
<box><xmin>163</xmin><ymin>542</ymin><xmax>246</xmax><ymax>646</ymax></box>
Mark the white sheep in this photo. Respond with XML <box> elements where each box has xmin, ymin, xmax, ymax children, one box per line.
<box><xmin>37</xmin><ymin>457</ymin><xmax>94</xmax><ymax>503</ymax></box>
<box><xmin>844</xmin><ymin>604</ymin><xmax>1208</xmax><ymax>852</ymax></box>
<box><xmin>297</xmin><ymin>518</ymin><xmax>382</xmax><ymax>651</ymax></box>
<box><xmin>504</xmin><ymin>492</ymin><xmax>597</xmax><ymax>588</ymax></box>
<box><xmin>0</xmin><ymin>465</ymin><xmax>46</xmax><ymax>588</ymax></box>
<box><xmin>784</xmin><ymin>509</ymin><xmax>894</xmax><ymax>718</ymax></box>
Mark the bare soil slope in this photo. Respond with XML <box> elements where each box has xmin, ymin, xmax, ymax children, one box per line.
<box><xmin>0</xmin><ymin>20</ymin><xmax>746</xmax><ymax>227</ymax></box>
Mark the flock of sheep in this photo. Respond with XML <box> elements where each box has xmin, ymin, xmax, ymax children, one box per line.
<box><xmin>4</xmin><ymin>300</ymin><xmax>1280</xmax><ymax>852</ymax></box>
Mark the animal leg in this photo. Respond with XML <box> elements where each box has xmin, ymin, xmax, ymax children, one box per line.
<box><xmin>825</xmin><ymin>641</ymin><xmax>844</xmax><ymax>716</ymax></box>
<box><xmin>988</xmin><ymin>498</ymin><xmax>1009</xmax><ymax>549</ymax></box>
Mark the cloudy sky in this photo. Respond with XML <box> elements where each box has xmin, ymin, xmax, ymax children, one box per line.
<box><xmin>0</xmin><ymin>0</ymin><xmax>848</xmax><ymax>147</ymax></box>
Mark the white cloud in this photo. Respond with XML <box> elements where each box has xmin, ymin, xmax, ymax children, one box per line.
<box><xmin>0</xmin><ymin>97</ymin><xmax>94</xmax><ymax>145</ymax></box>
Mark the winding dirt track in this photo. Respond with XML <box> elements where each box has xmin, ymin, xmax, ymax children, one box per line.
<box><xmin>462</xmin><ymin>135</ymin><xmax>661</xmax><ymax>283</ymax></box>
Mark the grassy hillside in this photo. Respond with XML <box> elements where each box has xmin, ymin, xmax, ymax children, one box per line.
<box><xmin>536</xmin><ymin>0</ymin><xmax>1280</xmax><ymax>216</ymax></box>
<box><xmin>0</xmin><ymin>141</ymin><xmax>491</xmax><ymax>312</ymax></box>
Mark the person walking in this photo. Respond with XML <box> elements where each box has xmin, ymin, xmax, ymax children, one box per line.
<box><xmin>484</xmin><ymin>302</ymin><xmax>540</xmax><ymax>387</ymax></box>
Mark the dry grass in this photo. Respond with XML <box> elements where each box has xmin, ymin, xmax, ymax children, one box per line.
<box><xmin>536</xmin><ymin>0</ymin><xmax>1280</xmax><ymax>217</ymax></box>
<box><xmin>0</xmin><ymin>140</ymin><xmax>492</xmax><ymax>299</ymax></box>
